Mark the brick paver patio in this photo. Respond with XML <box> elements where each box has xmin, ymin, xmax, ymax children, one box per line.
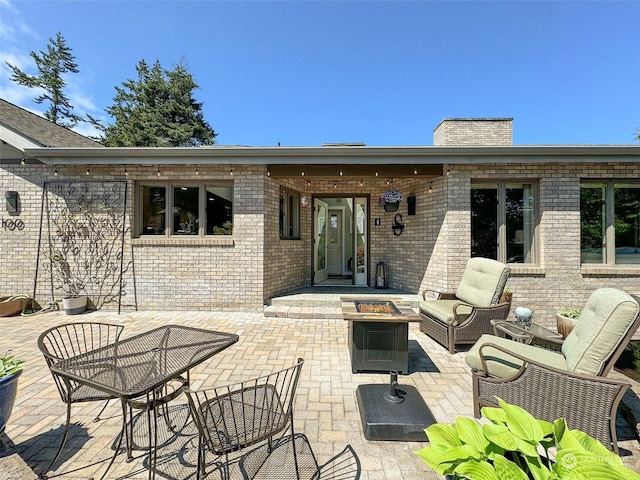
<box><xmin>1</xmin><ymin>309</ymin><xmax>639</xmax><ymax>479</ymax></box>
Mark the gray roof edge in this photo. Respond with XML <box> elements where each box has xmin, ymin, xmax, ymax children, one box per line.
<box><xmin>24</xmin><ymin>144</ymin><xmax>640</xmax><ymax>165</ymax></box>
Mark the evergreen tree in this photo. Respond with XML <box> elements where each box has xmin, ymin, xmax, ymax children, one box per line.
<box><xmin>102</xmin><ymin>59</ymin><xmax>217</xmax><ymax>147</ymax></box>
<box><xmin>6</xmin><ymin>32</ymin><xmax>82</xmax><ymax>128</ymax></box>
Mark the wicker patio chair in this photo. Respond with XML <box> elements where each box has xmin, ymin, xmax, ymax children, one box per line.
<box><xmin>240</xmin><ymin>433</ymin><xmax>360</xmax><ymax>480</ymax></box>
<box><xmin>37</xmin><ymin>322</ymin><xmax>125</xmax><ymax>479</ymax></box>
<box><xmin>466</xmin><ymin>288</ymin><xmax>640</xmax><ymax>453</ymax></box>
<box><xmin>185</xmin><ymin>358</ymin><xmax>305</xmax><ymax>480</ymax></box>
<box><xmin>419</xmin><ymin>257</ymin><xmax>511</xmax><ymax>353</ymax></box>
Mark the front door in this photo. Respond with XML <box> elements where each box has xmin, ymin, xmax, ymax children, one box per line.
<box><xmin>314</xmin><ymin>199</ymin><xmax>328</xmax><ymax>283</ymax></box>
<box><xmin>327</xmin><ymin>209</ymin><xmax>343</xmax><ymax>275</ymax></box>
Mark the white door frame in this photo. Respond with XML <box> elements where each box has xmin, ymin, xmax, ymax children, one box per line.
<box><xmin>313</xmin><ymin>199</ymin><xmax>329</xmax><ymax>283</ymax></box>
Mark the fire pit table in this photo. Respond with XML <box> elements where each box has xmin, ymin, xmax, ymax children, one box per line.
<box><xmin>341</xmin><ymin>297</ymin><xmax>421</xmax><ymax>374</ymax></box>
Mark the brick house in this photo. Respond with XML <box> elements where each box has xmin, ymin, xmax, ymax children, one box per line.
<box><xmin>1</xmin><ymin>99</ymin><xmax>639</xmax><ymax>322</ymax></box>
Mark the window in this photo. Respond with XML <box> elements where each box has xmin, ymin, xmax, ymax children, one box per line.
<box><xmin>138</xmin><ymin>182</ymin><xmax>232</xmax><ymax>236</ymax></box>
<box><xmin>581</xmin><ymin>181</ymin><xmax>640</xmax><ymax>265</ymax></box>
<box><xmin>471</xmin><ymin>181</ymin><xmax>537</xmax><ymax>264</ymax></box>
<box><xmin>280</xmin><ymin>188</ymin><xmax>300</xmax><ymax>239</ymax></box>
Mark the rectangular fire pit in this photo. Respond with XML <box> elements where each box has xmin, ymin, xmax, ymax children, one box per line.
<box><xmin>353</xmin><ymin>300</ymin><xmax>401</xmax><ymax>315</ymax></box>
<box><xmin>341</xmin><ymin>297</ymin><xmax>421</xmax><ymax>374</ymax></box>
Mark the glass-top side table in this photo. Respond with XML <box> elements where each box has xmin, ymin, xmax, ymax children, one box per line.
<box><xmin>490</xmin><ymin>319</ymin><xmax>564</xmax><ymax>351</ymax></box>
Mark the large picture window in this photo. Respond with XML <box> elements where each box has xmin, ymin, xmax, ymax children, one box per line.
<box><xmin>471</xmin><ymin>181</ymin><xmax>537</xmax><ymax>264</ymax></box>
<box><xmin>280</xmin><ymin>188</ymin><xmax>300</xmax><ymax>239</ymax></box>
<box><xmin>581</xmin><ymin>181</ymin><xmax>640</xmax><ymax>265</ymax></box>
<box><xmin>138</xmin><ymin>182</ymin><xmax>232</xmax><ymax>236</ymax></box>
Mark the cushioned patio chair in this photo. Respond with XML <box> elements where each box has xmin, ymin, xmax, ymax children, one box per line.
<box><xmin>419</xmin><ymin>257</ymin><xmax>511</xmax><ymax>353</ymax></box>
<box><xmin>465</xmin><ymin>288</ymin><xmax>640</xmax><ymax>452</ymax></box>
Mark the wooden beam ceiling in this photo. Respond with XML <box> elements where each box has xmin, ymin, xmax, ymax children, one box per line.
<box><xmin>267</xmin><ymin>164</ymin><xmax>443</xmax><ymax>178</ymax></box>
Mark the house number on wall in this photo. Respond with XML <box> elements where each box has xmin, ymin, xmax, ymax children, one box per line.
<box><xmin>1</xmin><ymin>219</ymin><xmax>25</xmax><ymax>231</ymax></box>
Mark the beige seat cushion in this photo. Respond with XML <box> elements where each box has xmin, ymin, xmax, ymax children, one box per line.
<box><xmin>562</xmin><ymin>288</ymin><xmax>640</xmax><ymax>376</ymax></box>
<box><xmin>419</xmin><ymin>300</ymin><xmax>472</xmax><ymax>325</ymax></box>
<box><xmin>465</xmin><ymin>334</ymin><xmax>568</xmax><ymax>378</ymax></box>
<box><xmin>455</xmin><ymin>258</ymin><xmax>510</xmax><ymax>307</ymax></box>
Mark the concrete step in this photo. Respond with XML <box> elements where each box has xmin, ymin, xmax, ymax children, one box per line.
<box><xmin>265</xmin><ymin>288</ymin><xmax>421</xmax><ymax>318</ymax></box>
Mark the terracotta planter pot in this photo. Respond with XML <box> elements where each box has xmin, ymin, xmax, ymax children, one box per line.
<box><xmin>556</xmin><ymin>314</ymin><xmax>577</xmax><ymax>338</ymax></box>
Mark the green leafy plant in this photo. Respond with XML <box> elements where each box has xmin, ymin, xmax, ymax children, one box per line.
<box><xmin>0</xmin><ymin>353</ymin><xmax>24</xmax><ymax>379</ymax></box>
<box><xmin>557</xmin><ymin>307</ymin><xmax>582</xmax><ymax>319</ymax></box>
<box><xmin>416</xmin><ymin>397</ymin><xmax>640</xmax><ymax>480</ymax></box>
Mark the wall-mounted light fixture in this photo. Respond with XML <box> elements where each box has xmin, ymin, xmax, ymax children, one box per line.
<box><xmin>20</xmin><ymin>156</ymin><xmax>25</xmax><ymax>166</ymax></box>
<box><xmin>4</xmin><ymin>191</ymin><xmax>19</xmax><ymax>215</ymax></box>
<box><xmin>428</xmin><ymin>183</ymin><xmax>433</xmax><ymax>194</ymax></box>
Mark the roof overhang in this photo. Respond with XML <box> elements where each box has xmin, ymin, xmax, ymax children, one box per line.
<box><xmin>22</xmin><ymin>144</ymin><xmax>640</xmax><ymax>168</ymax></box>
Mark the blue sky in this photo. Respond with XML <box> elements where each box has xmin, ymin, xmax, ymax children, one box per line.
<box><xmin>0</xmin><ymin>0</ymin><xmax>638</xmax><ymax>146</ymax></box>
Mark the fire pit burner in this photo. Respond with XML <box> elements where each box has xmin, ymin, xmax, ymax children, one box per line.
<box><xmin>354</xmin><ymin>300</ymin><xmax>401</xmax><ymax>315</ymax></box>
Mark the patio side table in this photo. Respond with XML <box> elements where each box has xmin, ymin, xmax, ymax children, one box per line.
<box><xmin>491</xmin><ymin>319</ymin><xmax>563</xmax><ymax>351</ymax></box>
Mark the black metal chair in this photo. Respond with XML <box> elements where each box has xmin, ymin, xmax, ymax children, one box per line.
<box><xmin>240</xmin><ymin>433</ymin><xmax>361</xmax><ymax>480</ymax></box>
<box><xmin>185</xmin><ymin>358</ymin><xmax>305</xmax><ymax>480</ymax></box>
<box><xmin>37</xmin><ymin>322</ymin><xmax>187</xmax><ymax>477</ymax></box>
<box><xmin>37</xmin><ymin>322</ymin><xmax>125</xmax><ymax>479</ymax></box>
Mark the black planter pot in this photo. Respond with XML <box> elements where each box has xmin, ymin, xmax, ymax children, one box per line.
<box><xmin>0</xmin><ymin>369</ymin><xmax>22</xmax><ymax>433</ymax></box>
<box><xmin>383</xmin><ymin>201</ymin><xmax>399</xmax><ymax>212</ymax></box>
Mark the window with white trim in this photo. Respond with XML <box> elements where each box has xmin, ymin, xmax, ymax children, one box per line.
<box><xmin>581</xmin><ymin>181</ymin><xmax>640</xmax><ymax>265</ymax></box>
<box><xmin>279</xmin><ymin>188</ymin><xmax>300</xmax><ymax>239</ymax></box>
<box><xmin>138</xmin><ymin>182</ymin><xmax>233</xmax><ymax>236</ymax></box>
<box><xmin>471</xmin><ymin>181</ymin><xmax>538</xmax><ymax>264</ymax></box>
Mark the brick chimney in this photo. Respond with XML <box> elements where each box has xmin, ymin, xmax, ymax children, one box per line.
<box><xmin>433</xmin><ymin>118</ymin><xmax>513</xmax><ymax>146</ymax></box>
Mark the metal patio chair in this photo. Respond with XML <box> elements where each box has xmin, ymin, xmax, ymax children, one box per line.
<box><xmin>465</xmin><ymin>288</ymin><xmax>640</xmax><ymax>452</ymax></box>
<box><xmin>185</xmin><ymin>358</ymin><xmax>305</xmax><ymax>480</ymax></box>
<box><xmin>419</xmin><ymin>257</ymin><xmax>511</xmax><ymax>353</ymax></box>
<box><xmin>240</xmin><ymin>433</ymin><xmax>360</xmax><ymax>480</ymax></box>
<box><xmin>37</xmin><ymin>322</ymin><xmax>187</xmax><ymax>477</ymax></box>
<box><xmin>37</xmin><ymin>322</ymin><xmax>125</xmax><ymax>478</ymax></box>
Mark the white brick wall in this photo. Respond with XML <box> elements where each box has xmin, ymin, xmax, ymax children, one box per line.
<box><xmin>433</xmin><ymin>118</ymin><xmax>513</xmax><ymax>146</ymax></box>
<box><xmin>2</xmin><ymin>158</ymin><xmax>638</xmax><ymax>322</ymax></box>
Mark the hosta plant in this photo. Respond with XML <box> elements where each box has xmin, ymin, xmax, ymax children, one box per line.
<box><xmin>416</xmin><ymin>397</ymin><xmax>640</xmax><ymax>480</ymax></box>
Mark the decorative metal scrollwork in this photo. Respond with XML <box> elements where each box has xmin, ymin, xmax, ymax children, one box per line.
<box><xmin>38</xmin><ymin>180</ymin><xmax>134</xmax><ymax>311</ymax></box>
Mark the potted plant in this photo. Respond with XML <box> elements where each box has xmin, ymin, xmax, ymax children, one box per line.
<box><xmin>416</xmin><ymin>397</ymin><xmax>640</xmax><ymax>479</ymax></box>
<box><xmin>556</xmin><ymin>306</ymin><xmax>581</xmax><ymax>338</ymax></box>
<box><xmin>500</xmin><ymin>286</ymin><xmax>513</xmax><ymax>305</ymax></box>
<box><xmin>47</xmin><ymin>207</ymin><xmax>92</xmax><ymax>315</ymax></box>
<box><xmin>380</xmin><ymin>190</ymin><xmax>404</xmax><ymax>212</ymax></box>
<box><xmin>0</xmin><ymin>352</ymin><xmax>24</xmax><ymax>433</ymax></box>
